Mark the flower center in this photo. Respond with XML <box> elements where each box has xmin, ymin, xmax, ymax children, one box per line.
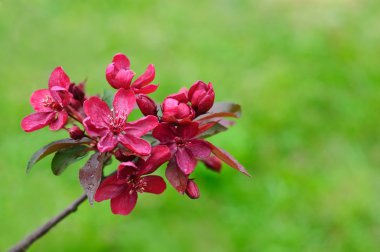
<box><xmin>126</xmin><ymin>176</ymin><xmax>147</xmax><ymax>194</ymax></box>
<box><xmin>107</xmin><ymin>111</ymin><xmax>127</xmax><ymax>134</ymax></box>
<box><xmin>42</xmin><ymin>96</ymin><xmax>61</xmax><ymax>110</ymax></box>
<box><xmin>174</xmin><ymin>137</ymin><xmax>187</xmax><ymax>147</ymax></box>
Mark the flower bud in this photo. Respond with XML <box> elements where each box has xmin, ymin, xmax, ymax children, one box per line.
<box><xmin>136</xmin><ymin>94</ymin><xmax>157</xmax><ymax>116</ymax></box>
<box><xmin>202</xmin><ymin>155</ymin><xmax>222</xmax><ymax>172</ymax></box>
<box><xmin>68</xmin><ymin>125</ymin><xmax>84</xmax><ymax>140</ymax></box>
<box><xmin>68</xmin><ymin>83</ymin><xmax>86</xmax><ymax>102</ymax></box>
<box><xmin>188</xmin><ymin>81</ymin><xmax>215</xmax><ymax>115</ymax></box>
<box><xmin>185</xmin><ymin>179</ymin><xmax>200</xmax><ymax>199</ymax></box>
<box><xmin>162</xmin><ymin>90</ymin><xmax>195</xmax><ymax>124</ymax></box>
<box><xmin>114</xmin><ymin>149</ymin><xmax>135</xmax><ymax>162</ymax></box>
<box><xmin>106</xmin><ymin>53</ymin><xmax>135</xmax><ymax>89</ymax></box>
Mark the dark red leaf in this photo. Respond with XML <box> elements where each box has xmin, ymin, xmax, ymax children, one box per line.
<box><xmin>197</xmin><ymin>102</ymin><xmax>241</xmax><ymax>121</ymax></box>
<box><xmin>79</xmin><ymin>152</ymin><xmax>106</xmax><ymax>205</ymax></box>
<box><xmin>27</xmin><ymin>138</ymin><xmax>92</xmax><ymax>173</ymax></box>
<box><xmin>209</xmin><ymin>143</ymin><xmax>250</xmax><ymax>177</ymax></box>
<box><xmin>197</xmin><ymin>121</ymin><xmax>228</xmax><ymax>138</ymax></box>
<box><xmin>165</xmin><ymin>159</ymin><xmax>188</xmax><ymax>193</ymax></box>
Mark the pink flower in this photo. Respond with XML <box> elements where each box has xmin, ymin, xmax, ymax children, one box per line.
<box><xmin>188</xmin><ymin>81</ymin><xmax>215</xmax><ymax>115</ymax></box>
<box><xmin>106</xmin><ymin>53</ymin><xmax>158</xmax><ymax>94</ymax></box>
<box><xmin>161</xmin><ymin>90</ymin><xmax>195</xmax><ymax>124</ymax></box>
<box><xmin>83</xmin><ymin>89</ymin><xmax>158</xmax><ymax>155</ymax></box>
<box><xmin>153</xmin><ymin>122</ymin><xmax>211</xmax><ymax>174</ymax></box>
<box><xmin>95</xmin><ymin>145</ymin><xmax>171</xmax><ymax>215</ymax></box>
<box><xmin>21</xmin><ymin>67</ymin><xmax>72</xmax><ymax>132</ymax></box>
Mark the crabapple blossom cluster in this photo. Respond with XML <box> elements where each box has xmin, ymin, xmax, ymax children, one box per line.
<box><xmin>21</xmin><ymin>53</ymin><xmax>249</xmax><ymax>215</ymax></box>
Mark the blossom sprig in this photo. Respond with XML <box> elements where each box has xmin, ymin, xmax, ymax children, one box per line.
<box><xmin>21</xmin><ymin>53</ymin><xmax>249</xmax><ymax>216</ymax></box>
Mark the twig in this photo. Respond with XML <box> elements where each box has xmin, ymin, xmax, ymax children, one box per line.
<box><xmin>8</xmin><ymin>193</ymin><xmax>87</xmax><ymax>252</ymax></box>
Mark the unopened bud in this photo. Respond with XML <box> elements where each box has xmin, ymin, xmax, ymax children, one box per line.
<box><xmin>188</xmin><ymin>81</ymin><xmax>215</xmax><ymax>115</ymax></box>
<box><xmin>114</xmin><ymin>149</ymin><xmax>135</xmax><ymax>162</ymax></box>
<box><xmin>202</xmin><ymin>155</ymin><xmax>222</xmax><ymax>172</ymax></box>
<box><xmin>69</xmin><ymin>125</ymin><xmax>84</xmax><ymax>140</ymax></box>
<box><xmin>185</xmin><ymin>179</ymin><xmax>200</xmax><ymax>199</ymax></box>
<box><xmin>136</xmin><ymin>94</ymin><xmax>157</xmax><ymax>116</ymax></box>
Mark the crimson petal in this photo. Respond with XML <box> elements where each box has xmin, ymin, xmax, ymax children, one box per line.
<box><xmin>114</xmin><ymin>69</ymin><xmax>135</xmax><ymax>89</ymax></box>
<box><xmin>125</xmin><ymin>115</ymin><xmax>158</xmax><ymax>137</ymax></box>
<box><xmin>21</xmin><ymin>112</ymin><xmax>55</xmax><ymax>132</ymax></box>
<box><xmin>187</xmin><ymin>139</ymin><xmax>211</xmax><ymax>159</ymax></box>
<box><xmin>110</xmin><ymin>189</ymin><xmax>138</xmax><ymax>215</ymax></box>
<box><xmin>176</xmin><ymin>147</ymin><xmax>197</xmax><ymax>175</ymax></box>
<box><xmin>165</xmin><ymin>159</ymin><xmax>188</xmax><ymax>193</ymax></box>
<box><xmin>177</xmin><ymin>122</ymin><xmax>199</xmax><ymax>139</ymax></box>
<box><xmin>113</xmin><ymin>53</ymin><xmax>131</xmax><ymax>69</ymax></box>
<box><xmin>83</xmin><ymin>97</ymin><xmax>111</xmax><ymax>128</ymax></box>
<box><xmin>117</xmin><ymin>161</ymin><xmax>138</xmax><ymax>179</ymax></box>
<box><xmin>30</xmin><ymin>89</ymin><xmax>53</xmax><ymax>112</ymax></box>
<box><xmin>97</xmin><ymin>132</ymin><xmax>118</xmax><ymax>152</ymax></box>
<box><xmin>133</xmin><ymin>64</ymin><xmax>155</xmax><ymax>88</ymax></box>
<box><xmin>152</xmin><ymin>123</ymin><xmax>176</xmax><ymax>143</ymax></box>
<box><xmin>135</xmin><ymin>84</ymin><xmax>158</xmax><ymax>95</ymax></box>
<box><xmin>94</xmin><ymin>175</ymin><xmax>124</xmax><ymax>202</ymax></box>
<box><xmin>83</xmin><ymin>118</ymin><xmax>108</xmax><ymax>137</ymax></box>
<box><xmin>113</xmin><ymin>88</ymin><xmax>136</xmax><ymax>116</ymax></box>
<box><xmin>49</xmin><ymin>111</ymin><xmax>68</xmax><ymax>131</ymax></box>
<box><xmin>118</xmin><ymin>134</ymin><xmax>151</xmax><ymax>156</ymax></box>
<box><xmin>138</xmin><ymin>145</ymin><xmax>171</xmax><ymax>175</ymax></box>
<box><xmin>140</xmin><ymin>175</ymin><xmax>166</xmax><ymax>194</ymax></box>
<box><xmin>48</xmin><ymin>66</ymin><xmax>70</xmax><ymax>90</ymax></box>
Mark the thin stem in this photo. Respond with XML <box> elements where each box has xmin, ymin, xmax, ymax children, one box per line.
<box><xmin>9</xmin><ymin>193</ymin><xmax>87</xmax><ymax>252</ymax></box>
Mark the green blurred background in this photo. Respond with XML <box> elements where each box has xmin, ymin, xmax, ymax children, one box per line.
<box><xmin>1</xmin><ymin>0</ymin><xmax>379</xmax><ymax>251</ymax></box>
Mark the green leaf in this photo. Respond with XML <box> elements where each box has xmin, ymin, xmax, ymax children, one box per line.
<box><xmin>27</xmin><ymin>138</ymin><xmax>92</xmax><ymax>173</ymax></box>
<box><xmin>102</xmin><ymin>90</ymin><xmax>115</xmax><ymax>108</ymax></box>
<box><xmin>79</xmin><ymin>152</ymin><xmax>105</xmax><ymax>205</ymax></box>
<box><xmin>51</xmin><ymin>145</ymin><xmax>90</xmax><ymax>176</ymax></box>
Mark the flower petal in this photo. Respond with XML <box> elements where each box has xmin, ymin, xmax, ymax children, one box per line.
<box><xmin>133</xmin><ymin>64</ymin><xmax>155</xmax><ymax>88</ymax></box>
<box><xmin>30</xmin><ymin>89</ymin><xmax>53</xmax><ymax>112</ymax></box>
<box><xmin>117</xmin><ymin>161</ymin><xmax>138</xmax><ymax>179</ymax></box>
<box><xmin>21</xmin><ymin>112</ymin><xmax>55</xmax><ymax>132</ymax></box>
<box><xmin>83</xmin><ymin>96</ymin><xmax>111</xmax><ymax>128</ymax></box>
<box><xmin>165</xmin><ymin>159</ymin><xmax>188</xmax><ymax>193</ymax></box>
<box><xmin>113</xmin><ymin>53</ymin><xmax>131</xmax><ymax>69</ymax></box>
<box><xmin>113</xmin><ymin>88</ymin><xmax>136</xmax><ymax>116</ymax></box>
<box><xmin>114</xmin><ymin>69</ymin><xmax>135</xmax><ymax>89</ymax></box>
<box><xmin>125</xmin><ymin>115</ymin><xmax>158</xmax><ymax>137</ymax></box>
<box><xmin>135</xmin><ymin>84</ymin><xmax>158</xmax><ymax>95</ymax></box>
<box><xmin>187</xmin><ymin>139</ymin><xmax>211</xmax><ymax>159</ymax></box>
<box><xmin>83</xmin><ymin>117</ymin><xmax>108</xmax><ymax>137</ymax></box>
<box><xmin>94</xmin><ymin>174</ymin><xmax>124</xmax><ymax>202</ymax></box>
<box><xmin>176</xmin><ymin>147</ymin><xmax>197</xmax><ymax>175</ymax></box>
<box><xmin>110</xmin><ymin>189</ymin><xmax>138</xmax><ymax>215</ymax></box>
<box><xmin>118</xmin><ymin>134</ymin><xmax>151</xmax><ymax>156</ymax></box>
<box><xmin>140</xmin><ymin>175</ymin><xmax>166</xmax><ymax>194</ymax></box>
<box><xmin>97</xmin><ymin>132</ymin><xmax>118</xmax><ymax>152</ymax></box>
<box><xmin>49</xmin><ymin>111</ymin><xmax>68</xmax><ymax>131</ymax></box>
<box><xmin>138</xmin><ymin>145</ymin><xmax>172</xmax><ymax>175</ymax></box>
<box><xmin>152</xmin><ymin>123</ymin><xmax>176</xmax><ymax>143</ymax></box>
<box><xmin>177</xmin><ymin>122</ymin><xmax>199</xmax><ymax>139</ymax></box>
<box><xmin>48</xmin><ymin>66</ymin><xmax>70</xmax><ymax>90</ymax></box>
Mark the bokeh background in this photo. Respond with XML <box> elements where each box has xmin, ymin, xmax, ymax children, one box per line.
<box><xmin>1</xmin><ymin>0</ymin><xmax>380</xmax><ymax>251</ymax></box>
